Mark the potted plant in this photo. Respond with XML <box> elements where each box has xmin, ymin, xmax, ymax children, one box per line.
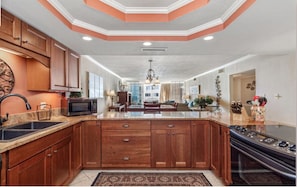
<box><xmin>194</xmin><ymin>95</ymin><xmax>214</xmax><ymax>109</ymax></box>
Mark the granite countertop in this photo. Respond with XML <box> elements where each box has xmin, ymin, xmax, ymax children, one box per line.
<box><xmin>0</xmin><ymin>111</ymin><xmax>283</xmax><ymax>153</ymax></box>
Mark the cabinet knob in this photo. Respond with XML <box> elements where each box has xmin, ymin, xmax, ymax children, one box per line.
<box><xmin>13</xmin><ymin>37</ymin><xmax>20</xmax><ymax>40</ymax></box>
<box><xmin>123</xmin><ymin>157</ymin><xmax>130</xmax><ymax>161</ymax></box>
<box><xmin>53</xmin><ymin>150</ymin><xmax>58</xmax><ymax>153</ymax></box>
<box><xmin>122</xmin><ymin>124</ymin><xmax>129</xmax><ymax>128</ymax></box>
<box><xmin>122</xmin><ymin>138</ymin><xmax>130</xmax><ymax>142</ymax></box>
<box><xmin>168</xmin><ymin>124</ymin><xmax>174</xmax><ymax>128</ymax></box>
<box><xmin>22</xmin><ymin>40</ymin><xmax>28</xmax><ymax>44</ymax></box>
<box><xmin>47</xmin><ymin>153</ymin><xmax>52</xmax><ymax>157</ymax></box>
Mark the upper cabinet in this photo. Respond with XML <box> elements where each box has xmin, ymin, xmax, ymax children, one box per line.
<box><xmin>21</xmin><ymin>22</ymin><xmax>51</xmax><ymax>57</ymax></box>
<box><xmin>1</xmin><ymin>9</ymin><xmax>80</xmax><ymax>92</ymax></box>
<box><xmin>0</xmin><ymin>9</ymin><xmax>21</xmax><ymax>46</ymax></box>
<box><xmin>50</xmin><ymin>40</ymin><xmax>80</xmax><ymax>92</ymax></box>
<box><xmin>67</xmin><ymin>49</ymin><xmax>80</xmax><ymax>91</ymax></box>
<box><xmin>0</xmin><ymin>9</ymin><xmax>51</xmax><ymax>57</ymax></box>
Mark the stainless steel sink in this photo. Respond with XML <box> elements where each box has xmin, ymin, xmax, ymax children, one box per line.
<box><xmin>0</xmin><ymin>121</ymin><xmax>63</xmax><ymax>141</ymax></box>
<box><xmin>7</xmin><ymin>121</ymin><xmax>62</xmax><ymax>130</ymax></box>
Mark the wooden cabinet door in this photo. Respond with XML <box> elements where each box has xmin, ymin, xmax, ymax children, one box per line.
<box><xmin>191</xmin><ymin>120</ymin><xmax>210</xmax><ymax>169</ymax></box>
<box><xmin>7</xmin><ymin>151</ymin><xmax>49</xmax><ymax>186</ymax></box>
<box><xmin>221</xmin><ymin>126</ymin><xmax>232</xmax><ymax>185</ymax></box>
<box><xmin>151</xmin><ymin>121</ymin><xmax>191</xmax><ymax>168</ymax></box>
<box><xmin>171</xmin><ymin>128</ymin><xmax>191</xmax><ymax>168</ymax></box>
<box><xmin>151</xmin><ymin>129</ymin><xmax>171</xmax><ymax>168</ymax></box>
<box><xmin>82</xmin><ymin>121</ymin><xmax>101</xmax><ymax>168</ymax></box>
<box><xmin>51</xmin><ymin>136</ymin><xmax>72</xmax><ymax>185</ymax></box>
<box><xmin>210</xmin><ymin>121</ymin><xmax>221</xmax><ymax>177</ymax></box>
<box><xmin>50</xmin><ymin>40</ymin><xmax>68</xmax><ymax>91</ymax></box>
<box><xmin>21</xmin><ymin>22</ymin><xmax>51</xmax><ymax>57</ymax></box>
<box><xmin>68</xmin><ymin>50</ymin><xmax>80</xmax><ymax>91</ymax></box>
<box><xmin>72</xmin><ymin>123</ymin><xmax>82</xmax><ymax>177</ymax></box>
<box><xmin>0</xmin><ymin>9</ymin><xmax>21</xmax><ymax>45</ymax></box>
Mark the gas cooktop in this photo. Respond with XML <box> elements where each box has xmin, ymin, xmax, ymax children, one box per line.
<box><xmin>230</xmin><ymin>124</ymin><xmax>296</xmax><ymax>158</ymax></box>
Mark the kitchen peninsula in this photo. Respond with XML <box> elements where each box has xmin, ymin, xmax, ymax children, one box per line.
<box><xmin>0</xmin><ymin>110</ymin><xmax>286</xmax><ymax>186</ymax></box>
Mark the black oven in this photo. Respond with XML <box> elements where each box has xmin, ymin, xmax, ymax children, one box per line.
<box><xmin>230</xmin><ymin>125</ymin><xmax>296</xmax><ymax>186</ymax></box>
<box><xmin>61</xmin><ymin>98</ymin><xmax>97</xmax><ymax>116</ymax></box>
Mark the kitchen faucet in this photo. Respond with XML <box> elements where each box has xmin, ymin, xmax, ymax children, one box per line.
<box><xmin>0</xmin><ymin>93</ymin><xmax>32</xmax><ymax>126</ymax></box>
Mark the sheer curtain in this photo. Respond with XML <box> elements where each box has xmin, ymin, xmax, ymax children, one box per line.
<box><xmin>160</xmin><ymin>83</ymin><xmax>183</xmax><ymax>103</ymax></box>
<box><xmin>160</xmin><ymin>84</ymin><xmax>170</xmax><ymax>103</ymax></box>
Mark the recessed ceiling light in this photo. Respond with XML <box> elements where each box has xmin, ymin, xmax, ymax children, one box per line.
<box><xmin>143</xmin><ymin>42</ymin><xmax>152</xmax><ymax>46</ymax></box>
<box><xmin>203</xmin><ymin>36</ymin><xmax>214</xmax><ymax>41</ymax></box>
<box><xmin>82</xmin><ymin>36</ymin><xmax>93</xmax><ymax>41</ymax></box>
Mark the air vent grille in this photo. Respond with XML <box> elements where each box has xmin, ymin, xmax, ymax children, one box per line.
<box><xmin>141</xmin><ymin>47</ymin><xmax>168</xmax><ymax>52</ymax></box>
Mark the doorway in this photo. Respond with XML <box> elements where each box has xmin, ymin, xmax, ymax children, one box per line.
<box><xmin>230</xmin><ymin>69</ymin><xmax>256</xmax><ymax>116</ymax></box>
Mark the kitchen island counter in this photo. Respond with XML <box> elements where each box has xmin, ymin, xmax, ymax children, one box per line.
<box><xmin>0</xmin><ymin>111</ymin><xmax>283</xmax><ymax>153</ymax></box>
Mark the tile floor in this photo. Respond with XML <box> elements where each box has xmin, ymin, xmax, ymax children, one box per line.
<box><xmin>69</xmin><ymin>169</ymin><xmax>225</xmax><ymax>186</ymax></box>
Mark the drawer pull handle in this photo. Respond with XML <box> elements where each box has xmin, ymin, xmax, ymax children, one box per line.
<box><xmin>122</xmin><ymin>124</ymin><xmax>129</xmax><ymax>128</ymax></box>
<box><xmin>168</xmin><ymin>124</ymin><xmax>174</xmax><ymax>128</ymax></box>
<box><xmin>13</xmin><ymin>37</ymin><xmax>20</xmax><ymax>40</ymax></box>
<box><xmin>123</xmin><ymin>138</ymin><xmax>130</xmax><ymax>142</ymax></box>
<box><xmin>47</xmin><ymin>154</ymin><xmax>52</xmax><ymax>157</ymax></box>
<box><xmin>123</xmin><ymin>157</ymin><xmax>130</xmax><ymax>161</ymax></box>
<box><xmin>53</xmin><ymin>150</ymin><xmax>58</xmax><ymax>153</ymax></box>
<box><xmin>22</xmin><ymin>40</ymin><xmax>28</xmax><ymax>44</ymax></box>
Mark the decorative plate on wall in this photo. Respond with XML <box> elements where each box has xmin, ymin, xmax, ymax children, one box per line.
<box><xmin>0</xmin><ymin>58</ymin><xmax>15</xmax><ymax>97</ymax></box>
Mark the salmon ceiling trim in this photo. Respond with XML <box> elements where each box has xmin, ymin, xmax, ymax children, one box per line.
<box><xmin>84</xmin><ymin>0</ymin><xmax>209</xmax><ymax>22</ymax></box>
<box><xmin>38</xmin><ymin>0</ymin><xmax>255</xmax><ymax>41</ymax></box>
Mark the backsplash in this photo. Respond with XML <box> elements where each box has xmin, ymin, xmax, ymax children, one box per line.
<box><xmin>1</xmin><ymin>108</ymin><xmax>61</xmax><ymax>127</ymax></box>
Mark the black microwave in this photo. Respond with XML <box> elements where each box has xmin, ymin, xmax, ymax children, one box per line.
<box><xmin>61</xmin><ymin>98</ymin><xmax>97</xmax><ymax>116</ymax></box>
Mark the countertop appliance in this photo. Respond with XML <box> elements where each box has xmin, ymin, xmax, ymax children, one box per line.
<box><xmin>230</xmin><ymin>124</ymin><xmax>296</xmax><ymax>186</ymax></box>
<box><xmin>61</xmin><ymin>98</ymin><xmax>97</xmax><ymax>116</ymax></box>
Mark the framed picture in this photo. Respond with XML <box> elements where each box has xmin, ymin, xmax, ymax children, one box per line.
<box><xmin>190</xmin><ymin>86</ymin><xmax>198</xmax><ymax>95</ymax></box>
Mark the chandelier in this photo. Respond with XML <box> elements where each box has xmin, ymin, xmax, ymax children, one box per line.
<box><xmin>145</xmin><ymin>59</ymin><xmax>160</xmax><ymax>84</ymax></box>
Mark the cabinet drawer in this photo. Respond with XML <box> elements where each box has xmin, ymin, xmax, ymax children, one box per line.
<box><xmin>102</xmin><ymin>151</ymin><xmax>151</xmax><ymax>167</ymax></box>
<box><xmin>102</xmin><ymin>120</ymin><xmax>150</xmax><ymax>130</ymax></box>
<box><xmin>102</xmin><ymin>135</ymin><xmax>151</xmax><ymax>150</ymax></box>
<box><xmin>151</xmin><ymin>120</ymin><xmax>190</xmax><ymax>130</ymax></box>
<box><xmin>102</xmin><ymin>130</ymin><xmax>150</xmax><ymax>137</ymax></box>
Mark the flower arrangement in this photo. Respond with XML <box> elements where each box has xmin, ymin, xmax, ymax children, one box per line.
<box><xmin>194</xmin><ymin>95</ymin><xmax>214</xmax><ymax>108</ymax></box>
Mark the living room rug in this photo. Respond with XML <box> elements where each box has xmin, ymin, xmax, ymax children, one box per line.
<box><xmin>91</xmin><ymin>172</ymin><xmax>212</xmax><ymax>186</ymax></box>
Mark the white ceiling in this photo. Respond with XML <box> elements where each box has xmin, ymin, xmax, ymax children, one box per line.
<box><xmin>1</xmin><ymin>0</ymin><xmax>296</xmax><ymax>83</ymax></box>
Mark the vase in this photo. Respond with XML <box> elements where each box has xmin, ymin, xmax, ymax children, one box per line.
<box><xmin>199</xmin><ymin>104</ymin><xmax>207</xmax><ymax>109</ymax></box>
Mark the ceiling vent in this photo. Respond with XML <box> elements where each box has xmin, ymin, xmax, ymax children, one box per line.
<box><xmin>141</xmin><ymin>47</ymin><xmax>168</xmax><ymax>52</ymax></box>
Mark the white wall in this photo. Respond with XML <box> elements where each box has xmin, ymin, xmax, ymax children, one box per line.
<box><xmin>80</xmin><ymin>55</ymin><xmax>120</xmax><ymax>114</ymax></box>
<box><xmin>185</xmin><ymin>53</ymin><xmax>296</xmax><ymax>126</ymax></box>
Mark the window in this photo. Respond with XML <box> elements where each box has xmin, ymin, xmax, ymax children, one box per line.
<box><xmin>88</xmin><ymin>72</ymin><xmax>103</xmax><ymax>98</ymax></box>
<box><xmin>129</xmin><ymin>83</ymin><xmax>142</xmax><ymax>105</ymax></box>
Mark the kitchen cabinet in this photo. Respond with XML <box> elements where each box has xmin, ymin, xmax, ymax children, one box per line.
<box><xmin>21</xmin><ymin>22</ymin><xmax>51</xmax><ymax>57</ymax></box>
<box><xmin>101</xmin><ymin>120</ymin><xmax>151</xmax><ymax>168</ymax></box>
<box><xmin>221</xmin><ymin>125</ymin><xmax>232</xmax><ymax>185</ymax></box>
<box><xmin>210</xmin><ymin>121</ymin><xmax>232</xmax><ymax>185</ymax></box>
<box><xmin>0</xmin><ymin>10</ymin><xmax>50</xmax><ymax>57</ymax></box>
<box><xmin>191</xmin><ymin>120</ymin><xmax>210</xmax><ymax>169</ymax></box>
<box><xmin>67</xmin><ymin>49</ymin><xmax>80</xmax><ymax>91</ymax></box>
<box><xmin>72</xmin><ymin>122</ymin><xmax>82</xmax><ymax>177</ymax></box>
<box><xmin>210</xmin><ymin>121</ymin><xmax>221</xmax><ymax>176</ymax></box>
<box><xmin>0</xmin><ymin>9</ymin><xmax>21</xmax><ymax>46</ymax></box>
<box><xmin>151</xmin><ymin>120</ymin><xmax>191</xmax><ymax>168</ymax></box>
<box><xmin>50</xmin><ymin>39</ymin><xmax>80</xmax><ymax>91</ymax></box>
<box><xmin>82</xmin><ymin>120</ymin><xmax>101</xmax><ymax>168</ymax></box>
<box><xmin>50</xmin><ymin>136</ymin><xmax>72</xmax><ymax>185</ymax></box>
<box><xmin>6</xmin><ymin>127</ymin><xmax>72</xmax><ymax>186</ymax></box>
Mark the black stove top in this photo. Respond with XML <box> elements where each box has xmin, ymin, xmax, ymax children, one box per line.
<box><xmin>243</xmin><ymin>124</ymin><xmax>296</xmax><ymax>143</ymax></box>
<box><xmin>230</xmin><ymin>124</ymin><xmax>296</xmax><ymax>158</ymax></box>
